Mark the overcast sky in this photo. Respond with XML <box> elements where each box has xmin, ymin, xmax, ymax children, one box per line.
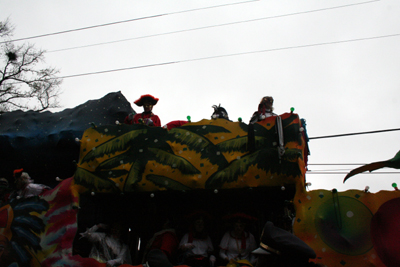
<box><xmin>2</xmin><ymin>0</ymin><xmax>400</xmax><ymax>192</ymax></box>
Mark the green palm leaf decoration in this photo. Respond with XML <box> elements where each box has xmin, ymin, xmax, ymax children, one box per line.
<box><xmin>180</xmin><ymin>124</ymin><xmax>231</xmax><ymax>136</ymax></box>
<box><xmin>216</xmin><ymin>136</ymin><xmax>249</xmax><ymax>153</ymax></box>
<box><xmin>96</xmin><ymin>169</ymin><xmax>129</xmax><ymax>180</ymax></box>
<box><xmin>148</xmin><ymin>148</ymin><xmax>201</xmax><ymax>175</ymax></box>
<box><xmin>74</xmin><ymin>167</ymin><xmax>119</xmax><ymax>193</ymax></box>
<box><xmin>97</xmin><ymin>154</ymin><xmax>135</xmax><ymax>170</ymax></box>
<box><xmin>205</xmin><ymin>148</ymin><xmax>302</xmax><ymax>189</ymax></box>
<box><xmin>282</xmin><ymin>119</ymin><xmax>301</xmax><ymax>144</ymax></box>
<box><xmin>124</xmin><ymin>160</ymin><xmax>146</xmax><ymax>191</ymax></box>
<box><xmin>205</xmin><ymin>149</ymin><xmax>274</xmax><ymax>188</ymax></box>
<box><xmin>80</xmin><ymin>128</ymin><xmax>148</xmax><ymax>163</ymax></box>
<box><xmin>167</xmin><ymin>127</ymin><xmax>229</xmax><ymax>169</ymax></box>
<box><xmin>146</xmin><ymin>174</ymin><xmax>192</xmax><ymax>190</ymax></box>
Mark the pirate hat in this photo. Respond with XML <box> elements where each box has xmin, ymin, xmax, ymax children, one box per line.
<box><xmin>252</xmin><ymin>221</ymin><xmax>316</xmax><ymax>260</ymax></box>
<box><xmin>134</xmin><ymin>94</ymin><xmax>159</xmax><ymax>107</ymax></box>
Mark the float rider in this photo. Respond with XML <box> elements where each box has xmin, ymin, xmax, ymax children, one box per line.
<box><xmin>124</xmin><ymin>94</ymin><xmax>161</xmax><ymax>127</ymax></box>
<box><xmin>249</xmin><ymin>96</ymin><xmax>276</xmax><ymax>124</ymax></box>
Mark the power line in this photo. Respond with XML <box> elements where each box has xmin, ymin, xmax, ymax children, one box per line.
<box><xmin>47</xmin><ymin>32</ymin><xmax>400</xmax><ymax>80</ymax></box>
<box><xmin>306</xmin><ymin>171</ymin><xmax>400</xmax><ymax>174</ymax></box>
<box><xmin>309</xmin><ymin>128</ymin><xmax>400</xmax><ymax>140</ymax></box>
<box><xmin>309</xmin><ymin>163</ymin><xmax>367</xmax><ymax>165</ymax></box>
<box><xmin>46</xmin><ymin>0</ymin><xmax>380</xmax><ymax>53</ymax></box>
<box><xmin>0</xmin><ymin>0</ymin><xmax>259</xmax><ymax>44</ymax></box>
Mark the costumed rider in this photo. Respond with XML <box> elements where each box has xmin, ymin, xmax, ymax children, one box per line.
<box><xmin>124</xmin><ymin>94</ymin><xmax>161</xmax><ymax>127</ymax></box>
<box><xmin>9</xmin><ymin>169</ymin><xmax>51</xmax><ymax>199</ymax></box>
<box><xmin>249</xmin><ymin>96</ymin><xmax>276</xmax><ymax>124</ymax></box>
<box><xmin>249</xmin><ymin>96</ymin><xmax>285</xmax><ymax>158</ymax></box>
<box><xmin>79</xmin><ymin>223</ymin><xmax>132</xmax><ymax>267</ymax></box>
<box><xmin>252</xmin><ymin>221</ymin><xmax>319</xmax><ymax>267</ymax></box>
<box><xmin>211</xmin><ymin>104</ymin><xmax>230</xmax><ymax>121</ymax></box>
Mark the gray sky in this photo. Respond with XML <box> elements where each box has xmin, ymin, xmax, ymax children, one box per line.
<box><xmin>2</xmin><ymin>0</ymin><xmax>400</xmax><ymax>192</ymax></box>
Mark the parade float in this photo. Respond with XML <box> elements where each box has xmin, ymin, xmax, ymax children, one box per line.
<box><xmin>0</xmin><ymin>92</ymin><xmax>399</xmax><ymax>267</ymax></box>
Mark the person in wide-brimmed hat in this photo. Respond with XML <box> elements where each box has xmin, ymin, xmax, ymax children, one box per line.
<box><xmin>124</xmin><ymin>94</ymin><xmax>161</xmax><ymax>127</ymax></box>
<box><xmin>252</xmin><ymin>221</ymin><xmax>320</xmax><ymax>267</ymax></box>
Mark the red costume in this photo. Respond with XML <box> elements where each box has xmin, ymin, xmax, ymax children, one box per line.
<box><xmin>124</xmin><ymin>94</ymin><xmax>161</xmax><ymax>127</ymax></box>
<box><xmin>125</xmin><ymin>112</ymin><xmax>161</xmax><ymax>126</ymax></box>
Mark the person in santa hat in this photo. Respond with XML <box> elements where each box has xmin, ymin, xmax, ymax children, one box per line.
<box><xmin>124</xmin><ymin>94</ymin><xmax>161</xmax><ymax>127</ymax></box>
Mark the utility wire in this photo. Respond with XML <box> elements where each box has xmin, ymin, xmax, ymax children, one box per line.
<box><xmin>46</xmin><ymin>0</ymin><xmax>380</xmax><ymax>53</ymax></box>
<box><xmin>309</xmin><ymin>128</ymin><xmax>400</xmax><ymax>140</ymax></box>
<box><xmin>309</xmin><ymin>163</ymin><xmax>367</xmax><ymax>165</ymax></box>
<box><xmin>0</xmin><ymin>0</ymin><xmax>259</xmax><ymax>44</ymax></box>
<box><xmin>45</xmin><ymin>32</ymin><xmax>400</xmax><ymax>80</ymax></box>
<box><xmin>306</xmin><ymin>172</ymin><xmax>400</xmax><ymax>174</ymax></box>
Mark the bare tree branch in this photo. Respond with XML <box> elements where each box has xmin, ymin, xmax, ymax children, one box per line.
<box><xmin>1</xmin><ymin>19</ymin><xmax>62</xmax><ymax>113</ymax></box>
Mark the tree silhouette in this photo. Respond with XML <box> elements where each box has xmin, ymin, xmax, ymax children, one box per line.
<box><xmin>0</xmin><ymin>19</ymin><xmax>62</xmax><ymax>112</ymax></box>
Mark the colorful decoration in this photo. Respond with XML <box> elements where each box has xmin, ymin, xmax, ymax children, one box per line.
<box><xmin>392</xmin><ymin>183</ymin><xmax>398</xmax><ymax>191</ymax></box>
<box><xmin>74</xmin><ymin>114</ymin><xmax>305</xmax><ymax>193</ymax></box>
<box><xmin>1</xmin><ymin>98</ymin><xmax>400</xmax><ymax>267</ymax></box>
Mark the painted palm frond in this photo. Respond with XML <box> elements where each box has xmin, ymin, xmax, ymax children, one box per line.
<box><xmin>283</xmin><ymin>121</ymin><xmax>301</xmax><ymax>144</ymax></box>
<box><xmin>124</xmin><ymin>160</ymin><xmax>146</xmax><ymax>191</ymax></box>
<box><xmin>167</xmin><ymin>127</ymin><xmax>229</xmax><ymax>169</ymax></box>
<box><xmin>80</xmin><ymin>128</ymin><xmax>148</xmax><ymax>163</ymax></box>
<box><xmin>205</xmin><ymin>149</ymin><xmax>274</xmax><ymax>189</ymax></box>
<box><xmin>216</xmin><ymin>135</ymin><xmax>280</xmax><ymax>154</ymax></box>
<box><xmin>97</xmin><ymin>153</ymin><xmax>134</xmax><ymax>170</ymax></box>
<box><xmin>96</xmin><ymin>169</ymin><xmax>129</xmax><ymax>180</ymax></box>
<box><xmin>216</xmin><ymin>136</ymin><xmax>248</xmax><ymax>153</ymax></box>
<box><xmin>253</xmin><ymin>123</ymin><xmax>275</xmax><ymax>137</ymax></box>
<box><xmin>205</xmin><ymin>148</ymin><xmax>302</xmax><ymax>189</ymax></box>
<box><xmin>239</xmin><ymin>122</ymin><xmax>249</xmax><ymax>132</ymax></box>
<box><xmin>283</xmin><ymin>149</ymin><xmax>303</xmax><ymax>161</ymax></box>
<box><xmin>148</xmin><ymin>148</ymin><xmax>201</xmax><ymax>175</ymax></box>
<box><xmin>74</xmin><ymin>167</ymin><xmax>119</xmax><ymax>192</ymax></box>
<box><xmin>167</xmin><ymin>127</ymin><xmax>213</xmax><ymax>152</ymax></box>
<box><xmin>146</xmin><ymin>174</ymin><xmax>192</xmax><ymax>190</ymax></box>
<box><xmin>180</xmin><ymin>124</ymin><xmax>232</xmax><ymax>135</ymax></box>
